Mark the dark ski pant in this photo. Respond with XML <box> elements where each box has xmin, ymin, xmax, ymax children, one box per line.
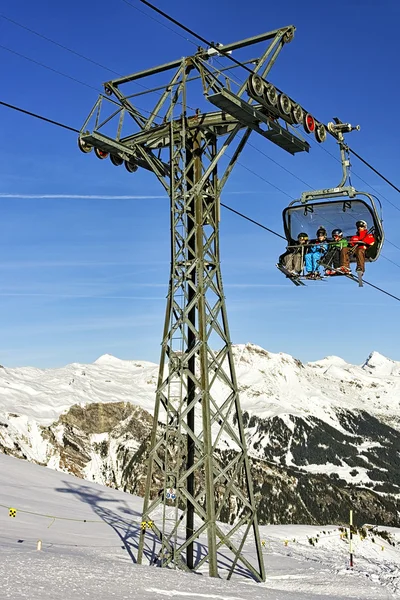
<box><xmin>341</xmin><ymin>246</ymin><xmax>366</xmax><ymax>272</ymax></box>
<box><xmin>279</xmin><ymin>251</ymin><xmax>303</xmax><ymax>273</ymax></box>
<box><xmin>324</xmin><ymin>247</ymin><xmax>341</xmax><ymax>269</ymax></box>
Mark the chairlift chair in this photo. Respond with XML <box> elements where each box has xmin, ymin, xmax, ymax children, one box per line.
<box><xmin>278</xmin><ymin>119</ymin><xmax>384</xmax><ymax>283</ymax></box>
<box><xmin>283</xmin><ymin>188</ymin><xmax>384</xmax><ymax>263</ymax></box>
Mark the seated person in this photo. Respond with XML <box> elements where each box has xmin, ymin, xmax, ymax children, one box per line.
<box><xmin>340</xmin><ymin>220</ymin><xmax>375</xmax><ymax>274</ymax></box>
<box><xmin>325</xmin><ymin>229</ymin><xmax>348</xmax><ymax>275</ymax></box>
<box><xmin>305</xmin><ymin>227</ymin><xmax>328</xmax><ymax>279</ymax></box>
<box><xmin>279</xmin><ymin>232</ymin><xmax>309</xmax><ymax>275</ymax></box>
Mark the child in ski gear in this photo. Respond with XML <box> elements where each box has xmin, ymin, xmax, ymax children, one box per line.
<box><xmin>325</xmin><ymin>229</ymin><xmax>348</xmax><ymax>274</ymax></box>
<box><xmin>279</xmin><ymin>232</ymin><xmax>309</xmax><ymax>275</ymax></box>
<box><xmin>340</xmin><ymin>220</ymin><xmax>375</xmax><ymax>274</ymax></box>
<box><xmin>305</xmin><ymin>227</ymin><xmax>328</xmax><ymax>279</ymax></box>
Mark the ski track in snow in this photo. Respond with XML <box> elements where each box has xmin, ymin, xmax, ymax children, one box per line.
<box><xmin>0</xmin><ymin>453</ymin><xmax>399</xmax><ymax>600</ymax></box>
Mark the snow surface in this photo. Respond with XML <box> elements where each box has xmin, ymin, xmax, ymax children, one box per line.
<box><xmin>0</xmin><ymin>453</ymin><xmax>399</xmax><ymax>599</ymax></box>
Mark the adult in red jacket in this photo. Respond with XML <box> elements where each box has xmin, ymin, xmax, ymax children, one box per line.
<box><xmin>340</xmin><ymin>220</ymin><xmax>375</xmax><ymax>274</ymax></box>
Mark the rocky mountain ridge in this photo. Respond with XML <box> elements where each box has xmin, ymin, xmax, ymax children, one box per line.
<box><xmin>1</xmin><ymin>344</ymin><xmax>399</xmax><ymax>525</ymax></box>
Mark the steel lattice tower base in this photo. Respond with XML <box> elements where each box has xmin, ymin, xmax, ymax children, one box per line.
<box><xmin>136</xmin><ymin>124</ymin><xmax>265</xmax><ymax>579</ymax></box>
<box><xmin>79</xmin><ymin>24</ymin><xmax>308</xmax><ymax>581</ymax></box>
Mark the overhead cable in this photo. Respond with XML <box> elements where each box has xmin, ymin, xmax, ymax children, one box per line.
<box><xmin>9</xmin><ymin>4</ymin><xmax>397</xmax><ymax>215</ymax></box>
<box><xmin>1</xmin><ymin>101</ymin><xmax>399</xmax><ymax>303</ymax></box>
<box><xmin>247</xmin><ymin>142</ymin><xmax>312</xmax><ymax>188</ymax></box>
<box><xmin>0</xmin><ymin>13</ymin><xmax>120</xmax><ymax>76</ymax></box>
<box><xmin>222</xmin><ymin>204</ymin><xmax>400</xmax><ymax>302</ymax></box>
<box><xmin>121</xmin><ymin>0</ymin><xmax>198</xmax><ymax>47</ymax></box>
<box><xmin>136</xmin><ymin>0</ymin><xmax>255</xmax><ymax>74</ymax></box>
<box><xmin>349</xmin><ymin>148</ymin><xmax>400</xmax><ymax>195</ymax></box>
<box><xmin>0</xmin><ymin>15</ymin><xmax>195</xmax><ymax>120</ymax></box>
<box><xmin>380</xmin><ymin>255</ymin><xmax>400</xmax><ymax>271</ymax></box>
<box><xmin>134</xmin><ymin>1</ymin><xmax>400</xmax><ymax>206</ymax></box>
<box><xmin>314</xmin><ymin>140</ymin><xmax>400</xmax><ymax>215</ymax></box>
<box><xmin>220</xmin><ymin>203</ymin><xmax>286</xmax><ymax>240</ymax></box>
<box><xmin>0</xmin><ymin>100</ymin><xmax>79</xmax><ymax>133</ymax></box>
<box><xmin>0</xmin><ymin>43</ymin><xmax>100</xmax><ymax>92</ymax></box>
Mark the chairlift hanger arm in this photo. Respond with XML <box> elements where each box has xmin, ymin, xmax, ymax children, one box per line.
<box><xmin>326</xmin><ymin>119</ymin><xmax>361</xmax><ymax>187</ymax></box>
<box><xmin>297</xmin><ymin>186</ymin><xmax>358</xmax><ymax>204</ymax></box>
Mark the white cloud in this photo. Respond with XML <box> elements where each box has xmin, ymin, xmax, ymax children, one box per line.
<box><xmin>0</xmin><ymin>260</ymin><xmax>166</xmax><ymax>268</ymax></box>
<box><xmin>0</xmin><ymin>293</ymin><xmax>165</xmax><ymax>299</ymax></box>
<box><xmin>0</xmin><ymin>193</ymin><xmax>166</xmax><ymax>199</ymax></box>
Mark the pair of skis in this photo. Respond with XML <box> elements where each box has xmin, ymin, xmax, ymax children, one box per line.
<box><xmin>320</xmin><ymin>264</ymin><xmax>364</xmax><ymax>287</ymax></box>
<box><xmin>276</xmin><ymin>264</ymin><xmax>306</xmax><ymax>286</ymax></box>
<box><xmin>276</xmin><ymin>264</ymin><xmax>363</xmax><ymax>287</ymax></box>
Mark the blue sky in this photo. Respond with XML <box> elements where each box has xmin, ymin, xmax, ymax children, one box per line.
<box><xmin>0</xmin><ymin>0</ymin><xmax>399</xmax><ymax>368</ymax></box>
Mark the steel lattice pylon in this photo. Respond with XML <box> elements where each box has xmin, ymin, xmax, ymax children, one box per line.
<box><xmin>79</xmin><ymin>25</ymin><xmax>309</xmax><ymax>581</ymax></box>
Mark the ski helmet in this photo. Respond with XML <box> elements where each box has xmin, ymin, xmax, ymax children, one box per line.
<box><xmin>331</xmin><ymin>228</ymin><xmax>343</xmax><ymax>238</ymax></box>
<box><xmin>356</xmin><ymin>220</ymin><xmax>367</xmax><ymax>229</ymax></box>
<box><xmin>316</xmin><ymin>227</ymin><xmax>327</xmax><ymax>237</ymax></box>
<box><xmin>297</xmin><ymin>232</ymin><xmax>308</xmax><ymax>240</ymax></box>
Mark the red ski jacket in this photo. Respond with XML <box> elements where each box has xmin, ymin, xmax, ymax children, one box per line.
<box><xmin>350</xmin><ymin>229</ymin><xmax>375</xmax><ymax>249</ymax></box>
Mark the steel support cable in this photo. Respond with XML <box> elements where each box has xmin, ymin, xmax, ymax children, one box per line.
<box><xmin>14</xmin><ymin>0</ymin><xmax>396</xmax><ymax>210</ymax></box>
<box><xmin>0</xmin><ymin>13</ymin><xmax>121</xmax><ymax>77</ymax></box>
<box><xmin>0</xmin><ymin>100</ymin><xmax>79</xmax><ymax>133</ymax></box>
<box><xmin>136</xmin><ymin>0</ymin><xmax>257</xmax><ymax>75</ymax></box>
<box><xmin>0</xmin><ymin>43</ymin><xmax>101</xmax><ymax>93</ymax></box>
<box><xmin>246</xmin><ymin>142</ymin><xmax>312</xmax><ymax>188</ymax></box>
<box><xmin>244</xmin><ymin>143</ymin><xmax>400</xmax><ymax>266</ymax></box>
<box><xmin>0</xmin><ymin>43</ymin><xmax>166</xmax><ymax>123</ymax></box>
<box><xmin>220</xmin><ymin>203</ymin><xmax>286</xmax><ymax>240</ymax></box>
<box><xmin>386</xmin><ymin>240</ymin><xmax>400</xmax><ymax>252</ymax></box>
<box><xmin>1</xmin><ymin>99</ymin><xmax>400</xmax><ymax>302</ymax></box>
<box><xmin>0</xmin><ymin>39</ymin><xmax>172</xmax><ymax>123</ymax></box>
<box><xmin>121</xmin><ymin>0</ymin><xmax>198</xmax><ymax>47</ymax></box>
<box><xmin>0</xmin><ymin>95</ymin><xmax>397</xmax><ymax>263</ymax></box>
<box><xmin>380</xmin><ymin>255</ymin><xmax>400</xmax><ymax>270</ymax></box>
<box><xmin>222</xmin><ymin>202</ymin><xmax>400</xmax><ymax>301</ymax></box>
<box><xmin>349</xmin><ymin>148</ymin><xmax>400</xmax><ymax>195</ymax></box>
<box><xmin>0</xmin><ymin>11</ymin><xmax>194</xmax><ymax>114</ymax></box>
<box><xmin>234</xmin><ymin>160</ymin><xmax>294</xmax><ymax>200</ymax></box>
<box><xmin>133</xmin><ymin>0</ymin><xmax>400</xmax><ymax>209</ymax></box>
<box><xmin>310</xmin><ymin>136</ymin><xmax>400</xmax><ymax>215</ymax></box>
<box><xmin>357</xmin><ymin>278</ymin><xmax>400</xmax><ymax>302</ymax></box>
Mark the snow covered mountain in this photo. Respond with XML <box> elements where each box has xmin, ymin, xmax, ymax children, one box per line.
<box><xmin>1</xmin><ymin>344</ymin><xmax>400</xmax><ymax>526</ymax></box>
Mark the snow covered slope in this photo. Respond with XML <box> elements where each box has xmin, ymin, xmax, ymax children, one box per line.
<box><xmin>0</xmin><ymin>453</ymin><xmax>399</xmax><ymax>600</ymax></box>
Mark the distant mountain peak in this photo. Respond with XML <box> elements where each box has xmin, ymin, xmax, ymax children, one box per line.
<box><xmin>362</xmin><ymin>351</ymin><xmax>400</xmax><ymax>376</ymax></box>
<box><xmin>363</xmin><ymin>350</ymin><xmax>390</xmax><ymax>366</ymax></box>
<box><xmin>93</xmin><ymin>354</ymin><xmax>125</xmax><ymax>365</ymax></box>
<box><xmin>233</xmin><ymin>343</ymin><xmax>303</xmax><ymax>368</ymax></box>
<box><xmin>307</xmin><ymin>355</ymin><xmax>349</xmax><ymax>369</ymax></box>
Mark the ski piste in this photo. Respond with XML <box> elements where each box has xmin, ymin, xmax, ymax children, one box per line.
<box><xmin>320</xmin><ymin>264</ymin><xmax>364</xmax><ymax>287</ymax></box>
<box><xmin>276</xmin><ymin>264</ymin><xmax>305</xmax><ymax>286</ymax></box>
